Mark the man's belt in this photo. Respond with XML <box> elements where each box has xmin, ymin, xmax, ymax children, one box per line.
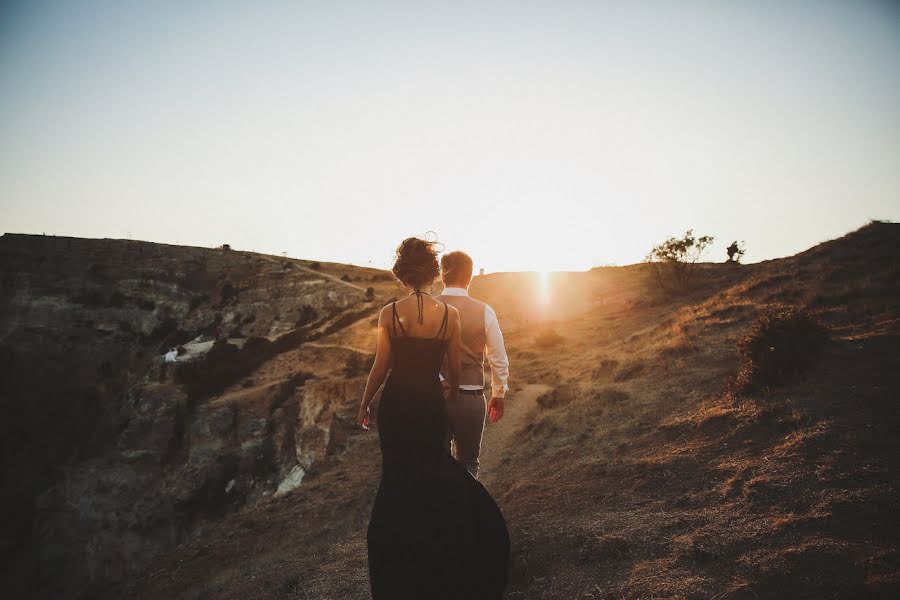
<box><xmin>459</xmin><ymin>388</ymin><xmax>485</xmax><ymax>395</ymax></box>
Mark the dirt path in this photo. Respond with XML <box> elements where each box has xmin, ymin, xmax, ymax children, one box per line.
<box><xmin>257</xmin><ymin>253</ymin><xmax>369</xmax><ymax>293</ymax></box>
<box><xmin>212</xmin><ymin>377</ymin><xmax>289</xmax><ymax>404</ymax></box>
<box><xmin>304</xmin><ymin>341</ymin><xmax>370</xmax><ymax>354</ymax></box>
<box><xmin>479</xmin><ymin>383</ymin><xmax>553</xmax><ymax>486</ymax></box>
<box><xmin>294</xmin><ymin>263</ymin><xmax>369</xmax><ymax>292</ymax></box>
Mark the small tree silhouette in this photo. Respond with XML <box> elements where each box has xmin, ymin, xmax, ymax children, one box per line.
<box><xmin>365</xmin><ymin>286</ymin><xmax>375</xmax><ymax>301</ymax></box>
<box><xmin>645</xmin><ymin>229</ymin><xmax>714</xmax><ymax>291</ymax></box>
<box><xmin>726</xmin><ymin>240</ymin><xmax>746</xmax><ymax>264</ymax></box>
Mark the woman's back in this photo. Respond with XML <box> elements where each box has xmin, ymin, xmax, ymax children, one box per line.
<box><xmin>388</xmin><ymin>292</ymin><xmax>450</xmax><ymax>339</ymax></box>
<box><xmin>387</xmin><ymin>294</ymin><xmax>450</xmax><ymax>384</ymax></box>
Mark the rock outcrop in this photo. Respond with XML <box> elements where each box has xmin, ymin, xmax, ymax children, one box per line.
<box><xmin>0</xmin><ymin>234</ymin><xmax>379</xmax><ymax>599</ymax></box>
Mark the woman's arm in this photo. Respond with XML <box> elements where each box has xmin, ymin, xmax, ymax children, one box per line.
<box><xmin>357</xmin><ymin>307</ymin><xmax>392</xmax><ymax>428</ymax></box>
<box><xmin>445</xmin><ymin>307</ymin><xmax>462</xmax><ymax>404</ymax></box>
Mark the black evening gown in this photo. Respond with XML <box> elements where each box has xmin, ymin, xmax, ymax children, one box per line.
<box><xmin>367</xmin><ymin>305</ymin><xmax>510</xmax><ymax>599</ymax></box>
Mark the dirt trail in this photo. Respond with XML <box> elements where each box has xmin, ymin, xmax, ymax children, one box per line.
<box><xmin>304</xmin><ymin>341</ymin><xmax>370</xmax><ymax>354</ymax></box>
<box><xmin>479</xmin><ymin>384</ymin><xmax>552</xmax><ymax>485</ymax></box>
<box><xmin>257</xmin><ymin>252</ymin><xmax>369</xmax><ymax>292</ymax></box>
<box><xmin>294</xmin><ymin>263</ymin><xmax>369</xmax><ymax>292</ymax></box>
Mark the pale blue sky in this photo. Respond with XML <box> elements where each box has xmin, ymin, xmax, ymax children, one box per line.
<box><xmin>1</xmin><ymin>1</ymin><xmax>898</xmax><ymax>272</ymax></box>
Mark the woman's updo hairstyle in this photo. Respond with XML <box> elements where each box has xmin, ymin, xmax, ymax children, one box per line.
<box><xmin>392</xmin><ymin>237</ymin><xmax>440</xmax><ymax>289</ymax></box>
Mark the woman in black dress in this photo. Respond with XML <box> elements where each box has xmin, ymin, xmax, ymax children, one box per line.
<box><xmin>357</xmin><ymin>237</ymin><xmax>510</xmax><ymax>599</ymax></box>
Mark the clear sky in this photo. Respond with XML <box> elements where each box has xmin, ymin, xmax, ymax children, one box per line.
<box><xmin>1</xmin><ymin>1</ymin><xmax>898</xmax><ymax>272</ymax></box>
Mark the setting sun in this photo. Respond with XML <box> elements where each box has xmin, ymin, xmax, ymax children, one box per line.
<box><xmin>536</xmin><ymin>270</ymin><xmax>553</xmax><ymax>308</ymax></box>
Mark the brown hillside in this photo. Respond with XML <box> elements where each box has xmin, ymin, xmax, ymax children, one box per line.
<box><xmin>2</xmin><ymin>223</ymin><xmax>898</xmax><ymax>599</ymax></box>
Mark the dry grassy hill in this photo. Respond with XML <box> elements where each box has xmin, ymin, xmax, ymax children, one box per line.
<box><xmin>2</xmin><ymin>223</ymin><xmax>898</xmax><ymax>599</ymax></box>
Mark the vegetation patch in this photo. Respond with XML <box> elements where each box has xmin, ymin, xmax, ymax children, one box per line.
<box><xmin>614</xmin><ymin>361</ymin><xmax>646</xmax><ymax>382</ymax></box>
<box><xmin>592</xmin><ymin>358</ymin><xmax>620</xmax><ymax>379</ymax></box>
<box><xmin>537</xmin><ymin>385</ymin><xmax>575</xmax><ymax>410</ymax></box>
<box><xmin>295</xmin><ymin>305</ymin><xmax>318</xmax><ymax>327</ymax></box>
<box><xmin>175</xmin><ymin>337</ymin><xmax>275</xmax><ymax>401</ymax></box>
<box><xmin>594</xmin><ymin>386</ymin><xmax>630</xmax><ymax>404</ymax></box>
<box><xmin>733</xmin><ymin>306</ymin><xmax>828</xmax><ymax>394</ymax></box>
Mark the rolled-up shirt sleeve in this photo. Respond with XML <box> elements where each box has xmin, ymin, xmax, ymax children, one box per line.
<box><xmin>484</xmin><ymin>305</ymin><xmax>510</xmax><ymax>398</ymax></box>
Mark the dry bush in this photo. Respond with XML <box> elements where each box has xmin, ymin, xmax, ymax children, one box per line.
<box><xmin>590</xmin><ymin>358</ymin><xmax>620</xmax><ymax>380</ymax></box>
<box><xmin>295</xmin><ymin>305</ymin><xmax>318</xmax><ymax>327</ymax></box>
<box><xmin>534</xmin><ymin>329</ymin><xmax>564</xmax><ymax>348</ymax></box>
<box><xmin>614</xmin><ymin>361</ymin><xmax>646</xmax><ymax>382</ymax></box>
<box><xmin>537</xmin><ymin>385</ymin><xmax>575</xmax><ymax>410</ymax></box>
<box><xmin>594</xmin><ymin>386</ymin><xmax>630</xmax><ymax>404</ymax></box>
<box><xmin>645</xmin><ymin>229</ymin><xmax>715</xmax><ymax>292</ymax></box>
<box><xmin>733</xmin><ymin>306</ymin><xmax>828</xmax><ymax>394</ymax></box>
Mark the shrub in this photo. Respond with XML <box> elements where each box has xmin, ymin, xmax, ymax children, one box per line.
<box><xmin>365</xmin><ymin>286</ymin><xmax>375</xmax><ymax>301</ymax></box>
<box><xmin>733</xmin><ymin>307</ymin><xmax>828</xmax><ymax>394</ymax></box>
<box><xmin>296</xmin><ymin>305</ymin><xmax>318</xmax><ymax>327</ymax></box>
<box><xmin>726</xmin><ymin>240</ymin><xmax>746</xmax><ymax>264</ymax></box>
<box><xmin>310</xmin><ymin>262</ymin><xmax>322</xmax><ymax>270</ymax></box>
<box><xmin>645</xmin><ymin>229</ymin><xmax>714</xmax><ymax>291</ymax></box>
<box><xmin>218</xmin><ymin>282</ymin><xmax>237</xmax><ymax>306</ymax></box>
<box><xmin>188</xmin><ymin>294</ymin><xmax>209</xmax><ymax>312</ymax></box>
<box><xmin>534</xmin><ymin>329</ymin><xmax>564</xmax><ymax>348</ymax></box>
<box><xmin>341</xmin><ymin>274</ymin><xmax>352</xmax><ymax>282</ymax></box>
<box><xmin>536</xmin><ymin>384</ymin><xmax>574</xmax><ymax>410</ymax></box>
<box><xmin>614</xmin><ymin>361</ymin><xmax>645</xmax><ymax>382</ymax></box>
<box><xmin>175</xmin><ymin>337</ymin><xmax>274</xmax><ymax>400</ymax></box>
<box><xmin>593</xmin><ymin>358</ymin><xmax>619</xmax><ymax>379</ymax></box>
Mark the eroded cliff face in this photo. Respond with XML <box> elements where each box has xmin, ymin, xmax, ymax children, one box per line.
<box><xmin>29</xmin><ymin>376</ymin><xmax>368</xmax><ymax>598</ymax></box>
<box><xmin>0</xmin><ymin>234</ymin><xmax>380</xmax><ymax>599</ymax></box>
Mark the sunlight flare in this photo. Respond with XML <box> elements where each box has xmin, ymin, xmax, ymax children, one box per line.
<box><xmin>536</xmin><ymin>269</ymin><xmax>553</xmax><ymax>308</ymax></box>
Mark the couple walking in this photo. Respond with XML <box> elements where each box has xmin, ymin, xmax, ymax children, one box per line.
<box><xmin>356</xmin><ymin>237</ymin><xmax>511</xmax><ymax>599</ymax></box>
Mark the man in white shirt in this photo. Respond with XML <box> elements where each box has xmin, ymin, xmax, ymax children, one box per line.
<box><xmin>438</xmin><ymin>251</ymin><xmax>510</xmax><ymax>478</ymax></box>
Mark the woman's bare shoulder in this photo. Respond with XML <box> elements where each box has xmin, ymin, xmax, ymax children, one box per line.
<box><xmin>444</xmin><ymin>302</ymin><xmax>461</xmax><ymax>321</ymax></box>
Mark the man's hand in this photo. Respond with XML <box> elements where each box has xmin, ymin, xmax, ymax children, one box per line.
<box><xmin>487</xmin><ymin>397</ymin><xmax>504</xmax><ymax>423</ymax></box>
<box><xmin>441</xmin><ymin>379</ymin><xmax>451</xmax><ymax>400</ymax></box>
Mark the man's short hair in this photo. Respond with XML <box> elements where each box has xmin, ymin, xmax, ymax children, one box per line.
<box><xmin>441</xmin><ymin>251</ymin><xmax>474</xmax><ymax>286</ymax></box>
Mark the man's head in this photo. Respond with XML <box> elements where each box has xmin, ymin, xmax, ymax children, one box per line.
<box><xmin>441</xmin><ymin>251</ymin><xmax>474</xmax><ymax>288</ymax></box>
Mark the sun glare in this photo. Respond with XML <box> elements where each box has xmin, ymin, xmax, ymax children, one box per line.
<box><xmin>537</xmin><ymin>270</ymin><xmax>553</xmax><ymax>307</ymax></box>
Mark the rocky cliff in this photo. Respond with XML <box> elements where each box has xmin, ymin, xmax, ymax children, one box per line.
<box><xmin>0</xmin><ymin>234</ymin><xmax>385</xmax><ymax>598</ymax></box>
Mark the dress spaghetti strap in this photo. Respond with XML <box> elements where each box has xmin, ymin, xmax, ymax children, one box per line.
<box><xmin>391</xmin><ymin>301</ymin><xmax>407</xmax><ymax>338</ymax></box>
<box><xmin>434</xmin><ymin>302</ymin><xmax>449</xmax><ymax>340</ymax></box>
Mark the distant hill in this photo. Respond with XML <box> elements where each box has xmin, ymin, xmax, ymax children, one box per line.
<box><xmin>1</xmin><ymin>223</ymin><xmax>898</xmax><ymax>599</ymax></box>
